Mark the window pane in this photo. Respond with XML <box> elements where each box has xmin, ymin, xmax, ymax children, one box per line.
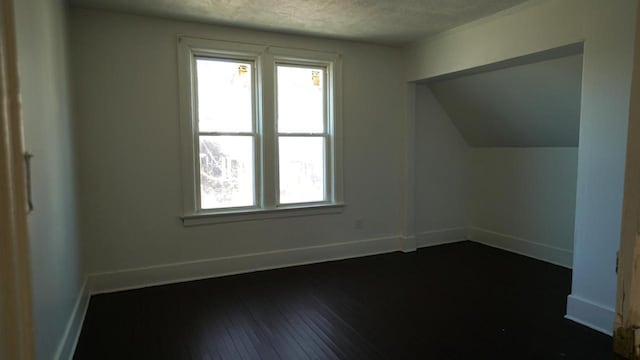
<box><xmin>196</xmin><ymin>58</ymin><xmax>253</xmax><ymax>132</ymax></box>
<box><xmin>277</xmin><ymin>65</ymin><xmax>324</xmax><ymax>133</ymax></box>
<box><xmin>199</xmin><ymin>136</ymin><xmax>254</xmax><ymax>209</ymax></box>
<box><xmin>279</xmin><ymin>137</ymin><xmax>325</xmax><ymax>204</ymax></box>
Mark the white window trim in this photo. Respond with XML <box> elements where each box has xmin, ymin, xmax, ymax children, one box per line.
<box><xmin>177</xmin><ymin>36</ymin><xmax>344</xmax><ymax>226</ymax></box>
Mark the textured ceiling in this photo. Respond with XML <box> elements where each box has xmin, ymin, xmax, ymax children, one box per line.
<box><xmin>429</xmin><ymin>54</ymin><xmax>583</xmax><ymax>147</ymax></box>
<box><xmin>68</xmin><ymin>0</ymin><xmax>530</xmax><ymax>45</ymax></box>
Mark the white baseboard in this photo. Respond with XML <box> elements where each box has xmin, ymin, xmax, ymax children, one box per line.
<box><xmin>53</xmin><ymin>277</ymin><xmax>90</xmax><ymax>360</ymax></box>
<box><xmin>416</xmin><ymin>227</ymin><xmax>467</xmax><ymax>248</ymax></box>
<box><xmin>400</xmin><ymin>235</ymin><xmax>417</xmax><ymax>252</ymax></box>
<box><xmin>565</xmin><ymin>294</ymin><xmax>614</xmax><ymax>336</ymax></box>
<box><xmin>88</xmin><ymin>235</ymin><xmax>402</xmax><ymax>295</ymax></box>
<box><xmin>468</xmin><ymin>227</ymin><xmax>573</xmax><ymax>268</ymax></box>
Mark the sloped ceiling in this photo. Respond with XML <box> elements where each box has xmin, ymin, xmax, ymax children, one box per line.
<box><xmin>68</xmin><ymin>0</ymin><xmax>529</xmax><ymax>45</ymax></box>
<box><xmin>429</xmin><ymin>54</ymin><xmax>583</xmax><ymax>147</ymax></box>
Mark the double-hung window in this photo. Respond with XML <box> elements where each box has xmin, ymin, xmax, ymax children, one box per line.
<box><xmin>178</xmin><ymin>37</ymin><xmax>343</xmax><ymax>225</ymax></box>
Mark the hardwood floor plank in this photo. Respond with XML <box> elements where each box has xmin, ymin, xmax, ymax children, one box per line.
<box><xmin>73</xmin><ymin>242</ymin><xmax>612</xmax><ymax>359</ymax></box>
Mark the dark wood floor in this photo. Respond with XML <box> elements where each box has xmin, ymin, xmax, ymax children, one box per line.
<box><xmin>74</xmin><ymin>241</ymin><xmax>611</xmax><ymax>359</ymax></box>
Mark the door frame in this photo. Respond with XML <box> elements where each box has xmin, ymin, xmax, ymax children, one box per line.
<box><xmin>614</xmin><ymin>2</ymin><xmax>640</xmax><ymax>359</ymax></box>
<box><xmin>0</xmin><ymin>0</ymin><xmax>35</xmax><ymax>358</ymax></box>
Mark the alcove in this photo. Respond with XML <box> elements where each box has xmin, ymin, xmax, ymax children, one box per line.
<box><xmin>413</xmin><ymin>46</ymin><xmax>583</xmax><ymax>268</ymax></box>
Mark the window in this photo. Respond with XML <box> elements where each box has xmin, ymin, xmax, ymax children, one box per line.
<box><xmin>196</xmin><ymin>58</ymin><xmax>257</xmax><ymax>210</ymax></box>
<box><xmin>178</xmin><ymin>37</ymin><xmax>343</xmax><ymax>225</ymax></box>
<box><xmin>276</xmin><ymin>65</ymin><xmax>327</xmax><ymax>204</ymax></box>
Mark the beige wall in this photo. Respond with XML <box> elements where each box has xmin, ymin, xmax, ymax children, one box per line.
<box><xmin>70</xmin><ymin>8</ymin><xmax>406</xmax><ymax>286</ymax></box>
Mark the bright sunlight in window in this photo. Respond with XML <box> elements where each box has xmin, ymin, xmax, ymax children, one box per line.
<box><xmin>277</xmin><ymin>65</ymin><xmax>327</xmax><ymax>204</ymax></box>
<box><xmin>196</xmin><ymin>58</ymin><xmax>256</xmax><ymax>209</ymax></box>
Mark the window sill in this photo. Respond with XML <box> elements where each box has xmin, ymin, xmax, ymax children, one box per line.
<box><xmin>181</xmin><ymin>203</ymin><xmax>345</xmax><ymax>226</ymax></box>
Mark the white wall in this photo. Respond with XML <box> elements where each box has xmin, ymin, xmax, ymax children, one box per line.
<box><xmin>13</xmin><ymin>0</ymin><xmax>85</xmax><ymax>358</ymax></box>
<box><xmin>414</xmin><ymin>81</ymin><xmax>578</xmax><ymax>268</ymax></box>
<box><xmin>69</xmin><ymin>8</ymin><xmax>406</xmax><ymax>291</ymax></box>
<box><xmin>413</xmin><ymin>85</ymin><xmax>468</xmax><ymax>246</ymax></box>
<box><xmin>429</xmin><ymin>54</ymin><xmax>583</xmax><ymax>147</ymax></box>
<box><xmin>468</xmin><ymin>148</ymin><xmax>578</xmax><ymax>268</ymax></box>
<box><xmin>406</xmin><ymin>0</ymin><xmax>638</xmax><ymax>335</ymax></box>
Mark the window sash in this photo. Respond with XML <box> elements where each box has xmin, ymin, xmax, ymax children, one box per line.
<box><xmin>196</xmin><ymin>134</ymin><xmax>259</xmax><ymax>211</ymax></box>
<box><xmin>275</xmin><ymin>63</ymin><xmax>330</xmax><ymax>206</ymax></box>
<box><xmin>276</xmin><ymin>134</ymin><xmax>330</xmax><ymax>206</ymax></box>
<box><xmin>275</xmin><ymin>64</ymin><xmax>328</xmax><ymax>135</ymax></box>
<box><xmin>192</xmin><ymin>55</ymin><xmax>261</xmax><ymax>212</ymax></box>
<box><xmin>194</xmin><ymin>57</ymin><xmax>255</xmax><ymax>133</ymax></box>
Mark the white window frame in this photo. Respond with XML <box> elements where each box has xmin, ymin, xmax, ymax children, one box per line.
<box><xmin>177</xmin><ymin>37</ymin><xmax>344</xmax><ymax>225</ymax></box>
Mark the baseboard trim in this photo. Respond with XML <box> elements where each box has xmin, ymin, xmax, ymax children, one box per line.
<box><xmin>565</xmin><ymin>294</ymin><xmax>614</xmax><ymax>336</ymax></box>
<box><xmin>88</xmin><ymin>235</ymin><xmax>402</xmax><ymax>295</ymax></box>
<box><xmin>416</xmin><ymin>227</ymin><xmax>467</xmax><ymax>248</ymax></box>
<box><xmin>53</xmin><ymin>277</ymin><xmax>90</xmax><ymax>360</ymax></box>
<box><xmin>400</xmin><ymin>235</ymin><xmax>417</xmax><ymax>253</ymax></box>
<box><xmin>468</xmin><ymin>227</ymin><xmax>573</xmax><ymax>268</ymax></box>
